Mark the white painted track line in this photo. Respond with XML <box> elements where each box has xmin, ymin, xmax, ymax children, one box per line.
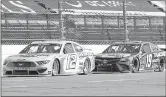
<box><xmin>88</xmin><ymin>78</ymin><xmax>148</xmax><ymax>83</ymax></box>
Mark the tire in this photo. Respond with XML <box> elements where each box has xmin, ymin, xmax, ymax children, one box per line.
<box><xmin>82</xmin><ymin>58</ymin><xmax>91</xmax><ymax>75</ymax></box>
<box><xmin>158</xmin><ymin>58</ymin><xmax>165</xmax><ymax>72</ymax></box>
<box><xmin>130</xmin><ymin>58</ymin><xmax>140</xmax><ymax>73</ymax></box>
<box><xmin>52</xmin><ymin>59</ymin><xmax>60</xmax><ymax>76</ymax></box>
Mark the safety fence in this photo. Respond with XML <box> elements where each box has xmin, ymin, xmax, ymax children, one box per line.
<box><xmin>2</xmin><ymin>39</ymin><xmax>166</xmax><ymax>45</ymax></box>
<box><xmin>1</xmin><ymin>13</ymin><xmax>166</xmax><ymax>45</ymax></box>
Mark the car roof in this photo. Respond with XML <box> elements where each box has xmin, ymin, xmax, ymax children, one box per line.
<box><xmin>113</xmin><ymin>41</ymin><xmax>150</xmax><ymax>45</ymax></box>
<box><xmin>31</xmin><ymin>40</ymin><xmax>78</xmax><ymax>45</ymax></box>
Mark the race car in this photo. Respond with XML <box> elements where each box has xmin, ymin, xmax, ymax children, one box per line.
<box><xmin>94</xmin><ymin>41</ymin><xmax>165</xmax><ymax>73</ymax></box>
<box><xmin>3</xmin><ymin>40</ymin><xmax>95</xmax><ymax>76</ymax></box>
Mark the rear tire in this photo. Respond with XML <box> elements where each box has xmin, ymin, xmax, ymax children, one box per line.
<box><xmin>158</xmin><ymin>58</ymin><xmax>165</xmax><ymax>72</ymax></box>
<box><xmin>52</xmin><ymin>59</ymin><xmax>60</xmax><ymax>76</ymax></box>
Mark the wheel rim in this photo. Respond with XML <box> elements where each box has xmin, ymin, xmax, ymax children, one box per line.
<box><xmin>52</xmin><ymin>60</ymin><xmax>59</xmax><ymax>75</ymax></box>
<box><xmin>132</xmin><ymin>59</ymin><xmax>139</xmax><ymax>72</ymax></box>
<box><xmin>84</xmin><ymin>60</ymin><xmax>90</xmax><ymax>74</ymax></box>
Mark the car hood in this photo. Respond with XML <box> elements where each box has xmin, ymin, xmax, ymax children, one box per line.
<box><xmin>96</xmin><ymin>53</ymin><xmax>137</xmax><ymax>58</ymax></box>
<box><xmin>6</xmin><ymin>53</ymin><xmax>59</xmax><ymax>62</ymax></box>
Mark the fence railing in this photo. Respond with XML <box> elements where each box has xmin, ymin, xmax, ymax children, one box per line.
<box><xmin>1</xmin><ymin>39</ymin><xmax>165</xmax><ymax>45</ymax></box>
<box><xmin>1</xmin><ymin>13</ymin><xmax>165</xmax><ymax>45</ymax></box>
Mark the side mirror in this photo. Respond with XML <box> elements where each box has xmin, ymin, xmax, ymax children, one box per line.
<box><xmin>63</xmin><ymin>49</ymin><xmax>67</xmax><ymax>54</ymax></box>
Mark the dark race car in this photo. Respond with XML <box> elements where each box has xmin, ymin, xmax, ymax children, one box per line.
<box><xmin>94</xmin><ymin>41</ymin><xmax>165</xmax><ymax>73</ymax></box>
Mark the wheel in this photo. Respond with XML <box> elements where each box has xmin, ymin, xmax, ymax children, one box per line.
<box><xmin>130</xmin><ymin>58</ymin><xmax>140</xmax><ymax>73</ymax></box>
<box><xmin>82</xmin><ymin>58</ymin><xmax>91</xmax><ymax>75</ymax></box>
<box><xmin>52</xmin><ymin>59</ymin><xmax>60</xmax><ymax>76</ymax></box>
<box><xmin>158</xmin><ymin>58</ymin><xmax>165</xmax><ymax>72</ymax></box>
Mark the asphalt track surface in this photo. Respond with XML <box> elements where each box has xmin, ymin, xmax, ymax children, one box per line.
<box><xmin>2</xmin><ymin>71</ymin><xmax>166</xmax><ymax>96</ymax></box>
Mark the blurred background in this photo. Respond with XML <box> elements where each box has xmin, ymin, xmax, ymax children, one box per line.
<box><xmin>1</xmin><ymin>0</ymin><xmax>165</xmax><ymax>45</ymax></box>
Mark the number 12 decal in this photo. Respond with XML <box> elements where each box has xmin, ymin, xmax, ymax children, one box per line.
<box><xmin>66</xmin><ymin>54</ymin><xmax>77</xmax><ymax>70</ymax></box>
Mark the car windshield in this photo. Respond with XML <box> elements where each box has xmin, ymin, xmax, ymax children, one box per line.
<box><xmin>103</xmin><ymin>44</ymin><xmax>141</xmax><ymax>53</ymax></box>
<box><xmin>19</xmin><ymin>44</ymin><xmax>62</xmax><ymax>54</ymax></box>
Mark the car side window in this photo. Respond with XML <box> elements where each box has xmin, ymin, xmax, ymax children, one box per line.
<box><xmin>73</xmin><ymin>43</ymin><xmax>83</xmax><ymax>52</ymax></box>
<box><xmin>28</xmin><ymin>45</ymin><xmax>38</xmax><ymax>53</ymax></box>
<box><xmin>150</xmin><ymin>43</ymin><xmax>160</xmax><ymax>52</ymax></box>
<box><xmin>63</xmin><ymin>43</ymin><xmax>75</xmax><ymax>54</ymax></box>
<box><xmin>142</xmin><ymin>44</ymin><xmax>151</xmax><ymax>53</ymax></box>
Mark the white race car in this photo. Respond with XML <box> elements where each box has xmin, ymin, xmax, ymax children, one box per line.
<box><xmin>3</xmin><ymin>40</ymin><xmax>95</xmax><ymax>76</ymax></box>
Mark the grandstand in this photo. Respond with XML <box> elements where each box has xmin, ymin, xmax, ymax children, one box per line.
<box><xmin>1</xmin><ymin>0</ymin><xmax>166</xmax><ymax>45</ymax></box>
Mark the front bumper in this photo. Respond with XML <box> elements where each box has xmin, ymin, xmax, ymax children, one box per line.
<box><xmin>3</xmin><ymin>60</ymin><xmax>53</xmax><ymax>76</ymax></box>
<box><xmin>3</xmin><ymin>66</ymin><xmax>52</xmax><ymax>76</ymax></box>
<box><xmin>3</xmin><ymin>69</ymin><xmax>52</xmax><ymax>76</ymax></box>
<box><xmin>95</xmin><ymin>59</ymin><xmax>131</xmax><ymax>72</ymax></box>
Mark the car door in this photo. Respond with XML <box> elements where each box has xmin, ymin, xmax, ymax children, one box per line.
<box><xmin>63</xmin><ymin>43</ymin><xmax>78</xmax><ymax>70</ymax></box>
<box><xmin>140</xmin><ymin>43</ymin><xmax>153</xmax><ymax>69</ymax></box>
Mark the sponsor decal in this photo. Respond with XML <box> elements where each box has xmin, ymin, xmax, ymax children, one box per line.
<box><xmin>65</xmin><ymin>1</ymin><xmax>135</xmax><ymax>8</ymax></box>
<box><xmin>1</xmin><ymin>0</ymin><xmax>146</xmax><ymax>13</ymax></box>
<box><xmin>20</xmin><ymin>54</ymin><xmax>37</xmax><ymax>57</ymax></box>
<box><xmin>79</xmin><ymin>52</ymin><xmax>94</xmax><ymax>58</ymax></box>
<box><xmin>12</xmin><ymin>67</ymin><xmax>30</xmax><ymax>70</ymax></box>
<box><xmin>65</xmin><ymin>1</ymin><xmax>82</xmax><ymax>8</ymax></box>
<box><xmin>103</xmin><ymin>59</ymin><xmax>108</xmax><ymax>64</ymax></box>
<box><xmin>17</xmin><ymin>59</ymin><xmax>26</xmax><ymax>61</ymax></box>
<box><xmin>1</xmin><ymin>0</ymin><xmax>162</xmax><ymax>14</ymax></box>
<box><xmin>1</xmin><ymin>1</ymin><xmax>36</xmax><ymax>13</ymax></box>
<box><xmin>18</xmin><ymin>63</ymin><xmax>23</xmax><ymax>67</ymax></box>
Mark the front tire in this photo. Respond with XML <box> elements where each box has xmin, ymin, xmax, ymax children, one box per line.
<box><xmin>52</xmin><ymin>59</ymin><xmax>60</xmax><ymax>76</ymax></box>
<box><xmin>130</xmin><ymin>58</ymin><xmax>140</xmax><ymax>73</ymax></box>
<box><xmin>81</xmin><ymin>58</ymin><xmax>91</xmax><ymax>75</ymax></box>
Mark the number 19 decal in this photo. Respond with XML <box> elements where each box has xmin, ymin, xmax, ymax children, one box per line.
<box><xmin>146</xmin><ymin>54</ymin><xmax>152</xmax><ymax>67</ymax></box>
<box><xmin>66</xmin><ymin>54</ymin><xmax>77</xmax><ymax>70</ymax></box>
